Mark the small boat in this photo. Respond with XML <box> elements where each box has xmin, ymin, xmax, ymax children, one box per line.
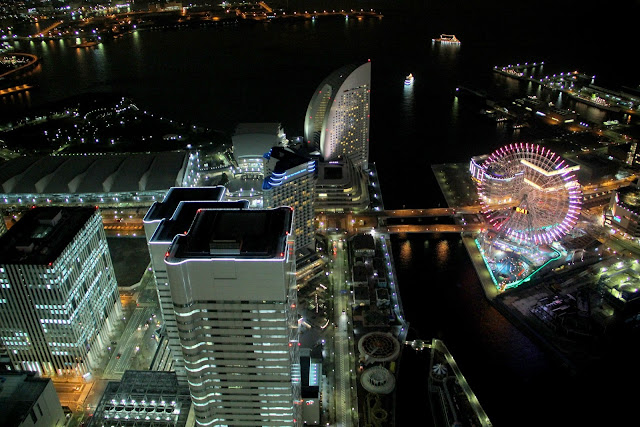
<box><xmin>432</xmin><ymin>34</ymin><xmax>461</xmax><ymax>44</ymax></box>
<box><xmin>404</xmin><ymin>73</ymin><xmax>414</xmax><ymax>85</ymax></box>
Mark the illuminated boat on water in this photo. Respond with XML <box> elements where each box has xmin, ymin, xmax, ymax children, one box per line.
<box><xmin>432</xmin><ymin>34</ymin><xmax>461</xmax><ymax>44</ymax></box>
<box><xmin>404</xmin><ymin>73</ymin><xmax>414</xmax><ymax>85</ymax></box>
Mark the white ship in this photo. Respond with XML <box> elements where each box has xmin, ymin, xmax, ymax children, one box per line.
<box><xmin>432</xmin><ymin>34</ymin><xmax>461</xmax><ymax>44</ymax></box>
<box><xmin>404</xmin><ymin>73</ymin><xmax>414</xmax><ymax>85</ymax></box>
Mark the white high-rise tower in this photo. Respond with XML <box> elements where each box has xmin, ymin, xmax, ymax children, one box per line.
<box><xmin>142</xmin><ymin>186</ymin><xmax>238</xmax><ymax>384</ymax></box>
<box><xmin>164</xmin><ymin>207</ymin><xmax>301</xmax><ymax>427</ymax></box>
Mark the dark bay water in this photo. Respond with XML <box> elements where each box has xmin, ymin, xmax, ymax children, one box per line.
<box><xmin>2</xmin><ymin>2</ymin><xmax>639</xmax><ymax>425</ymax></box>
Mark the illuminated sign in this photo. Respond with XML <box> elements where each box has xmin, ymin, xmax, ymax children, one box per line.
<box><xmin>514</xmin><ymin>206</ymin><xmax>528</xmax><ymax>215</ymax></box>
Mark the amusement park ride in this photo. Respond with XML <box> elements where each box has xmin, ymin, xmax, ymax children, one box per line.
<box><xmin>474</xmin><ymin>143</ymin><xmax>583</xmax><ymax>291</ymax></box>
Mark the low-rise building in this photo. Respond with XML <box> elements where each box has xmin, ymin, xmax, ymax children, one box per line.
<box><xmin>0</xmin><ymin>152</ymin><xmax>198</xmax><ymax>209</ymax></box>
<box><xmin>89</xmin><ymin>370</ymin><xmax>192</xmax><ymax>427</ymax></box>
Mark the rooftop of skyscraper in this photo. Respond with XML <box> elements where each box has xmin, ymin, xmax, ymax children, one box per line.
<box><xmin>151</xmin><ymin>200</ymin><xmax>249</xmax><ymax>243</ymax></box>
<box><xmin>0</xmin><ymin>206</ymin><xmax>98</xmax><ymax>265</ymax></box>
<box><xmin>0</xmin><ymin>370</ymin><xmax>57</xmax><ymax>426</ymax></box>
<box><xmin>166</xmin><ymin>207</ymin><xmax>293</xmax><ymax>260</ymax></box>
<box><xmin>143</xmin><ymin>186</ymin><xmax>227</xmax><ymax>224</ymax></box>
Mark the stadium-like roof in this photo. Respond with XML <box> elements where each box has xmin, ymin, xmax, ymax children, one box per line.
<box><xmin>0</xmin><ymin>152</ymin><xmax>189</xmax><ymax>195</ymax></box>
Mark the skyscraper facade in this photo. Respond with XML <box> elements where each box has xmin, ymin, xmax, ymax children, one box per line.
<box><xmin>0</xmin><ymin>207</ymin><xmax>121</xmax><ymax>377</ymax></box>
<box><xmin>304</xmin><ymin>61</ymin><xmax>371</xmax><ymax>169</ymax></box>
<box><xmin>142</xmin><ymin>186</ymin><xmax>234</xmax><ymax>384</ymax></box>
<box><xmin>263</xmin><ymin>146</ymin><xmax>317</xmax><ymax>253</ymax></box>
<box><xmin>164</xmin><ymin>207</ymin><xmax>301</xmax><ymax>427</ymax></box>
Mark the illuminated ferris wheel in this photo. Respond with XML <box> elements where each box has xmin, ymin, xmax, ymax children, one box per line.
<box><xmin>477</xmin><ymin>143</ymin><xmax>582</xmax><ymax>245</ymax></box>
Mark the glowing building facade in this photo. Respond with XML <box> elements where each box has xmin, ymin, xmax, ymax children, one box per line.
<box><xmin>164</xmin><ymin>207</ymin><xmax>301</xmax><ymax>427</ymax></box>
<box><xmin>0</xmin><ymin>207</ymin><xmax>121</xmax><ymax>377</ymax></box>
<box><xmin>226</xmin><ymin>123</ymin><xmax>288</xmax><ymax>208</ymax></box>
<box><xmin>304</xmin><ymin>61</ymin><xmax>371</xmax><ymax>169</ymax></box>
<box><xmin>263</xmin><ymin>147</ymin><xmax>317</xmax><ymax>252</ymax></box>
<box><xmin>143</xmin><ymin>187</ymin><xmax>237</xmax><ymax>385</ymax></box>
<box><xmin>608</xmin><ymin>185</ymin><xmax>640</xmax><ymax>238</ymax></box>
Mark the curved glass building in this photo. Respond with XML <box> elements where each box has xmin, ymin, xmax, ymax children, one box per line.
<box><xmin>304</xmin><ymin>61</ymin><xmax>371</xmax><ymax>169</ymax></box>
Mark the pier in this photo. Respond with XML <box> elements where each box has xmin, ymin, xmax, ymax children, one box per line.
<box><xmin>238</xmin><ymin>8</ymin><xmax>383</xmax><ymax>21</ymax></box>
<box><xmin>493</xmin><ymin>61</ymin><xmax>639</xmax><ymax>115</ymax></box>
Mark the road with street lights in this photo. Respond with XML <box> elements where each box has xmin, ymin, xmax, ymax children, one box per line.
<box><xmin>103</xmin><ymin>306</ymin><xmax>157</xmax><ymax>378</ymax></box>
<box><xmin>326</xmin><ymin>234</ymin><xmax>358</xmax><ymax>426</ymax></box>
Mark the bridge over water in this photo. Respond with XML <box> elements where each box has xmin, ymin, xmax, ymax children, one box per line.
<box><xmin>319</xmin><ymin>205</ymin><xmax>486</xmax><ymax>235</ymax></box>
<box><xmin>380</xmin><ymin>223</ymin><xmax>485</xmax><ymax>234</ymax></box>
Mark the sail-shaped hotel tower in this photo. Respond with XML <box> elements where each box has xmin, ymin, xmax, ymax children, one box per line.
<box><xmin>303</xmin><ymin>61</ymin><xmax>371</xmax><ymax>170</ymax></box>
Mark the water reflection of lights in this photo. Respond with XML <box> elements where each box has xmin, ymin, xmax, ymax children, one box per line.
<box><xmin>451</xmin><ymin>95</ymin><xmax>459</xmax><ymax>123</ymax></box>
<box><xmin>400</xmin><ymin>240</ymin><xmax>412</xmax><ymax>263</ymax></box>
<box><xmin>435</xmin><ymin>240</ymin><xmax>449</xmax><ymax>265</ymax></box>
<box><xmin>402</xmin><ymin>79</ymin><xmax>414</xmax><ymax>122</ymax></box>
